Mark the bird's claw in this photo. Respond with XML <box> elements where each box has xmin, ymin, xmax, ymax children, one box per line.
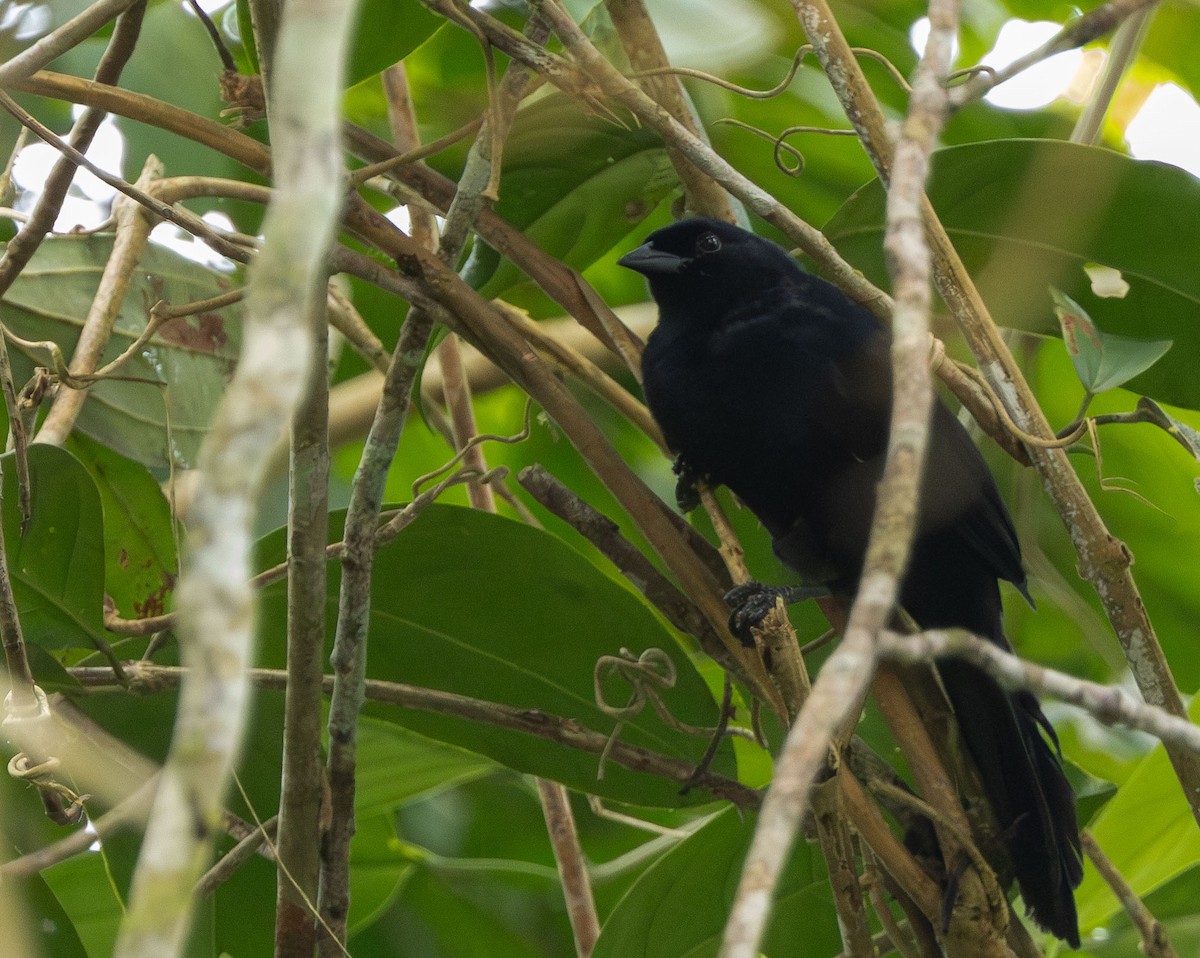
<box><xmin>724</xmin><ymin>581</ymin><xmax>830</xmax><ymax>644</ymax></box>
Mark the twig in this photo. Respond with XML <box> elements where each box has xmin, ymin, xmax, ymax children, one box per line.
<box><xmin>66</xmin><ymin>662</ymin><xmax>763</xmax><ymax>809</ymax></box>
<box><xmin>198</xmin><ymin>816</ymin><xmax>280</xmax><ymax>898</ymax></box>
<box><xmin>0</xmin><ymin>0</ymin><xmax>143</xmax><ymax>85</ymax></box>
<box><xmin>35</xmin><ymin>155</ymin><xmax>162</xmax><ymax>446</ymax></box>
<box><xmin>1071</xmin><ymin>6</ymin><xmax>1156</xmax><ymax>144</ymax></box>
<box><xmin>605</xmin><ymin>0</ymin><xmax>736</xmax><ymax>220</ymax></box>
<box><xmin>947</xmin><ymin>0</ymin><xmax>1162</xmax><ymax>108</ymax></box>
<box><xmin>537</xmin><ymin>780</ymin><xmax>600</xmax><ymax>957</ymax></box>
<box><xmin>1081</xmin><ymin>830</ymin><xmax>1178</xmax><ymax>958</ymax></box>
<box><xmin>877</xmin><ymin>628</ymin><xmax>1200</xmax><ymax>753</ymax></box>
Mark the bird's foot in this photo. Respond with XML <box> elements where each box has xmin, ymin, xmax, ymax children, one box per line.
<box><xmin>724</xmin><ymin>581</ymin><xmax>829</xmax><ymax>643</ymax></box>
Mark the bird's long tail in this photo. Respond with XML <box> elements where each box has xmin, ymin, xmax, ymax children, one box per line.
<box><xmin>937</xmin><ymin>660</ymin><xmax>1083</xmax><ymax>947</ymax></box>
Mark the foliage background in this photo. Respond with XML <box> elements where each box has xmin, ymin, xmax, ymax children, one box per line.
<box><xmin>2</xmin><ymin>0</ymin><xmax>1200</xmax><ymax>956</ymax></box>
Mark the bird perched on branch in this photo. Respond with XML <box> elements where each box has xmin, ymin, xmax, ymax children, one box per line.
<box><xmin>620</xmin><ymin>217</ymin><xmax>1082</xmax><ymax>946</ymax></box>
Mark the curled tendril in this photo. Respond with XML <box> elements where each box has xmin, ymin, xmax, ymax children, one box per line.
<box><xmin>410</xmin><ymin>397</ymin><xmax>532</xmax><ymax>499</ymax></box>
<box><xmin>715</xmin><ymin>119</ymin><xmax>860</xmax><ymax>178</ymax></box>
<box><xmin>592</xmin><ymin>647</ymin><xmax>752</xmax><ymax>780</ymax></box>
<box><xmin>630</xmin><ymin>44</ymin><xmax>911</xmax><ymax>102</ymax></box>
<box><xmin>7</xmin><ymin>754</ymin><xmax>91</xmax><ymax>827</ymax></box>
<box><xmin>714</xmin><ymin>119</ymin><xmax>807</xmax><ymax>176</ymax></box>
<box><xmin>944</xmin><ymin>64</ymin><xmax>997</xmax><ymax>88</ymax></box>
<box><xmin>630</xmin><ymin>45</ymin><xmax>814</xmax><ymax>100</ymax></box>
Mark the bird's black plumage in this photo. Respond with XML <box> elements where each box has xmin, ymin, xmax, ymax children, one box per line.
<box><xmin>620</xmin><ymin>217</ymin><xmax>1082</xmax><ymax>946</ymax></box>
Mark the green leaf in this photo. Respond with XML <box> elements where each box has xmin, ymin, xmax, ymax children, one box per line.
<box><xmin>1</xmin><ymin>445</ymin><xmax>107</xmax><ymax>652</ymax></box>
<box><xmin>593</xmin><ymin>806</ymin><xmax>838</xmax><ymax>958</ymax></box>
<box><xmin>348</xmin><ymin>812</ymin><xmax>416</xmax><ymax>935</ymax></box>
<box><xmin>823</xmin><ymin>139</ymin><xmax>1200</xmax><ymax>410</ymax></box>
<box><xmin>377</xmin><ymin>864</ymin><xmax>552</xmax><ymax>958</ymax></box>
<box><xmin>462</xmin><ymin>95</ymin><xmax>678</xmax><ymax>297</ymax></box>
<box><xmin>1075</xmin><ymin>694</ymin><xmax>1200</xmax><ymax>934</ymax></box>
<box><xmin>0</xmin><ymin>235</ymin><xmax>240</xmax><ymax>468</ymax></box>
<box><xmin>345</xmin><ymin>0</ymin><xmax>443</xmax><ymax>88</ymax></box>
<box><xmin>256</xmin><ymin>504</ymin><xmax>735</xmax><ymax>807</ymax></box>
<box><xmin>1133</xmin><ymin>397</ymin><xmax>1200</xmax><ymax>463</ymax></box>
<box><xmin>67</xmin><ymin>435</ymin><xmax>177</xmax><ymax>621</ymax></box>
<box><xmin>10</xmin><ymin>871</ymin><xmax>90</xmax><ymax>958</ymax></box>
<box><xmin>42</xmin><ymin>847</ymin><xmax>125</xmax><ymax>958</ymax></box>
<box><xmin>354</xmin><ymin>715</ymin><xmax>496</xmax><ymax>817</ymax></box>
<box><xmin>1052</xmin><ymin>288</ymin><xmax>1172</xmax><ymax>394</ymax></box>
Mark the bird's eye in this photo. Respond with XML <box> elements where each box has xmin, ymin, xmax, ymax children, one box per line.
<box><xmin>695</xmin><ymin>233</ymin><xmax>722</xmax><ymax>255</ymax></box>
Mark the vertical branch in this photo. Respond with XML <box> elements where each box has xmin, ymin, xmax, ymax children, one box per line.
<box><xmin>112</xmin><ymin>0</ymin><xmax>358</xmax><ymax>953</ymax></box>
<box><xmin>1071</xmin><ymin>5</ymin><xmax>1156</xmax><ymax>144</ymax></box>
<box><xmin>273</xmin><ymin>293</ymin><xmax>332</xmax><ymax>954</ymax></box>
<box><xmin>319</xmin><ymin>304</ymin><xmax>436</xmax><ymax>955</ymax></box>
<box><xmin>245</xmin><ymin>0</ymin><xmax>287</xmax><ymax>90</ymax></box>
<box><xmin>0</xmin><ymin>460</ymin><xmax>36</xmax><ymax>711</ymax></box>
<box><xmin>717</xmin><ymin>3</ymin><xmax>961</xmax><ymax>954</ymax></box>
<box><xmin>536</xmin><ymin>780</ymin><xmax>600</xmax><ymax>957</ymax></box>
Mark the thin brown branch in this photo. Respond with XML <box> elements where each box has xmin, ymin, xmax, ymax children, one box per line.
<box><xmin>1080</xmin><ymin>830</ymin><xmax>1178</xmax><ymax>958</ymax></box>
<box><xmin>948</xmin><ymin>0</ymin><xmax>1162</xmax><ymax>108</ymax></box>
<box><xmin>812</xmin><ymin>777</ymin><xmax>873</xmax><ymax>957</ymax></box>
<box><xmin>877</xmin><ymin>628</ymin><xmax>1200</xmax><ymax>753</ymax></box>
<box><xmin>35</xmin><ymin>155</ymin><xmax>161</xmax><ymax>446</ymax></box>
<box><xmin>273</xmin><ymin>291</ymin><xmax>332</xmax><ymax>955</ymax></box>
<box><xmin>66</xmin><ymin>662</ymin><xmax>762</xmax><ymax>808</ymax></box>
<box><xmin>0</xmin><ymin>0</ymin><xmax>143</xmax><ymax>85</ymax></box>
<box><xmin>537</xmin><ymin>781</ymin><xmax>600</xmax><ymax>957</ymax></box>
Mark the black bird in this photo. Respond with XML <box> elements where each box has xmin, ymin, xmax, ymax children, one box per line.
<box><xmin>620</xmin><ymin>217</ymin><xmax>1082</xmax><ymax>946</ymax></box>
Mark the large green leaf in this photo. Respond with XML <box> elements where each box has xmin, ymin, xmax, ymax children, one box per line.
<box><xmin>348</xmin><ymin>812</ymin><xmax>417</xmax><ymax>936</ymax></box>
<box><xmin>354</xmin><ymin>714</ymin><xmax>496</xmax><ymax>817</ymax></box>
<box><xmin>0</xmin><ymin>235</ymin><xmax>240</xmax><ymax>468</ymax></box>
<box><xmin>67</xmin><ymin>435</ymin><xmax>177</xmax><ymax>622</ymax></box>
<box><xmin>1051</xmin><ymin>288</ymin><xmax>1173</xmax><ymax>395</ymax></box>
<box><xmin>346</xmin><ymin>0</ymin><xmax>443</xmax><ymax>87</ymax></box>
<box><xmin>1142</xmin><ymin>4</ymin><xmax>1200</xmax><ymax>107</ymax></box>
<box><xmin>1074</xmin><ymin>694</ymin><xmax>1200</xmax><ymax>934</ymax></box>
<box><xmin>822</xmin><ymin>139</ymin><xmax>1200</xmax><ymax>410</ymax></box>
<box><xmin>41</xmin><ymin>849</ymin><xmax>124</xmax><ymax>958</ymax></box>
<box><xmin>592</xmin><ymin>806</ymin><xmax>839</xmax><ymax>958</ymax></box>
<box><xmin>462</xmin><ymin>94</ymin><xmax>678</xmax><ymax>297</ymax></box>
<box><xmin>257</xmin><ymin>504</ymin><xmax>735</xmax><ymax>807</ymax></box>
<box><xmin>10</xmin><ymin>871</ymin><xmax>90</xmax><ymax>958</ymax></box>
<box><xmin>0</xmin><ymin>445</ymin><xmax>106</xmax><ymax>653</ymax></box>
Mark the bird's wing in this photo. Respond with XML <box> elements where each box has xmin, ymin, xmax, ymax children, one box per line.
<box><xmin>926</xmin><ymin>401</ymin><xmax>1032</xmax><ymax>602</ymax></box>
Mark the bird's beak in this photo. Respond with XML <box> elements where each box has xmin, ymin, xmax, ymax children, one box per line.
<box><xmin>617</xmin><ymin>243</ymin><xmax>687</xmax><ymax>275</ymax></box>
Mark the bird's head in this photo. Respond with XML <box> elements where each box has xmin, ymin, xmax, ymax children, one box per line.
<box><xmin>618</xmin><ymin>217</ymin><xmax>804</xmax><ymax>323</ymax></box>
